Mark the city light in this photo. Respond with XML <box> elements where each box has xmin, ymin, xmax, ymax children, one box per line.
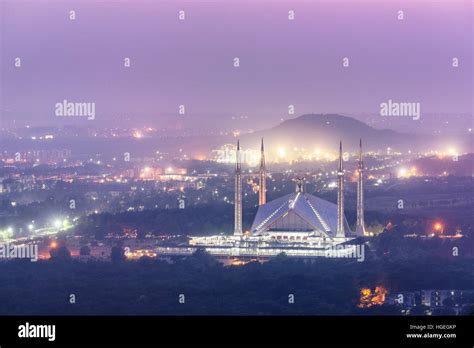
<box><xmin>357</xmin><ymin>286</ymin><xmax>387</xmax><ymax>308</ymax></box>
<box><xmin>398</xmin><ymin>168</ymin><xmax>407</xmax><ymax>178</ymax></box>
<box><xmin>277</xmin><ymin>147</ymin><xmax>286</xmax><ymax>159</ymax></box>
<box><xmin>396</xmin><ymin>166</ymin><xmax>419</xmax><ymax>178</ymax></box>
<box><xmin>433</xmin><ymin>222</ymin><xmax>443</xmax><ymax>233</ymax></box>
<box><xmin>132</xmin><ymin>131</ymin><xmax>143</xmax><ymax>139</ymax></box>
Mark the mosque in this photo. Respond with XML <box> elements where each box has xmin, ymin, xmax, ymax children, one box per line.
<box><xmin>158</xmin><ymin>139</ymin><xmax>367</xmax><ymax>259</ymax></box>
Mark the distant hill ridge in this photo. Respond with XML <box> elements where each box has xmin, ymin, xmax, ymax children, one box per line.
<box><xmin>241</xmin><ymin>113</ymin><xmax>404</xmax><ymax>152</ymax></box>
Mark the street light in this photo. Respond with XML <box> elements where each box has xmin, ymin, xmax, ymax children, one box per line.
<box><xmin>433</xmin><ymin>222</ymin><xmax>444</xmax><ymax>234</ymax></box>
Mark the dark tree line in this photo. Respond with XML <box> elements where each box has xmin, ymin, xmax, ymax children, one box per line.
<box><xmin>0</xmin><ymin>248</ymin><xmax>472</xmax><ymax>315</ymax></box>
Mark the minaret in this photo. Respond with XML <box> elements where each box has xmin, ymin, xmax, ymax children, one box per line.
<box><xmin>336</xmin><ymin>141</ymin><xmax>345</xmax><ymax>237</ymax></box>
<box><xmin>234</xmin><ymin>140</ymin><xmax>243</xmax><ymax>236</ymax></box>
<box><xmin>258</xmin><ymin>138</ymin><xmax>266</xmax><ymax>206</ymax></box>
<box><xmin>356</xmin><ymin>139</ymin><xmax>366</xmax><ymax>236</ymax></box>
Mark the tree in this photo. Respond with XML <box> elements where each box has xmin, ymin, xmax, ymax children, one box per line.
<box><xmin>79</xmin><ymin>245</ymin><xmax>91</xmax><ymax>256</ymax></box>
<box><xmin>50</xmin><ymin>246</ymin><xmax>71</xmax><ymax>261</ymax></box>
<box><xmin>111</xmin><ymin>246</ymin><xmax>126</xmax><ymax>263</ymax></box>
<box><xmin>190</xmin><ymin>248</ymin><xmax>219</xmax><ymax>268</ymax></box>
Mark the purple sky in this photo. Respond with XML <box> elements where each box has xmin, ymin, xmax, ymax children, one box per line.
<box><xmin>1</xmin><ymin>0</ymin><xmax>472</xmax><ymax>131</ymax></box>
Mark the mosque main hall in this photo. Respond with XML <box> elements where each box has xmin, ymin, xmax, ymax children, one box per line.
<box><xmin>157</xmin><ymin>139</ymin><xmax>368</xmax><ymax>259</ymax></box>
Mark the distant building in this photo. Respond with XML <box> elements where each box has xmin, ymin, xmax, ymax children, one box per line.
<box><xmin>421</xmin><ymin>289</ymin><xmax>469</xmax><ymax>307</ymax></box>
<box><xmin>388</xmin><ymin>289</ymin><xmax>474</xmax><ymax>311</ymax></box>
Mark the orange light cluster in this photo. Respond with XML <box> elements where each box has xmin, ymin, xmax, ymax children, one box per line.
<box><xmin>245</xmin><ymin>178</ymin><xmax>260</xmax><ymax>193</ymax></box>
<box><xmin>132</xmin><ymin>131</ymin><xmax>143</xmax><ymax>139</ymax></box>
<box><xmin>229</xmin><ymin>258</ymin><xmax>256</xmax><ymax>266</ymax></box>
<box><xmin>126</xmin><ymin>249</ymin><xmax>157</xmax><ymax>259</ymax></box>
<box><xmin>357</xmin><ymin>286</ymin><xmax>388</xmax><ymax>308</ymax></box>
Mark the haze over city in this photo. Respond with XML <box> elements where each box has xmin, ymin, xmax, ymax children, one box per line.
<box><xmin>1</xmin><ymin>0</ymin><xmax>472</xmax><ymax>133</ymax></box>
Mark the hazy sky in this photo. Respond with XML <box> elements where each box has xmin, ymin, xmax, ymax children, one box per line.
<box><xmin>1</xmin><ymin>0</ymin><xmax>472</xmax><ymax>130</ymax></box>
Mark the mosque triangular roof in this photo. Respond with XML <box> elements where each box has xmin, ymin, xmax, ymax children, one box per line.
<box><xmin>250</xmin><ymin>191</ymin><xmax>350</xmax><ymax>237</ymax></box>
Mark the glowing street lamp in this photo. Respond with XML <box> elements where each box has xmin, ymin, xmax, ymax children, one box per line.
<box><xmin>433</xmin><ymin>222</ymin><xmax>444</xmax><ymax>234</ymax></box>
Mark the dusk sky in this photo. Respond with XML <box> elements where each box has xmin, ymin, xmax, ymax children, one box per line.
<box><xmin>0</xmin><ymin>0</ymin><xmax>472</xmax><ymax>131</ymax></box>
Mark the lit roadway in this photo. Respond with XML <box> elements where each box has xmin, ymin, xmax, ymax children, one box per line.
<box><xmin>3</xmin><ymin>225</ymin><xmax>74</xmax><ymax>245</ymax></box>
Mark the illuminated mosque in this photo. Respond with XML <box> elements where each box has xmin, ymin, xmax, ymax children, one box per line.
<box><xmin>158</xmin><ymin>139</ymin><xmax>367</xmax><ymax>258</ymax></box>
